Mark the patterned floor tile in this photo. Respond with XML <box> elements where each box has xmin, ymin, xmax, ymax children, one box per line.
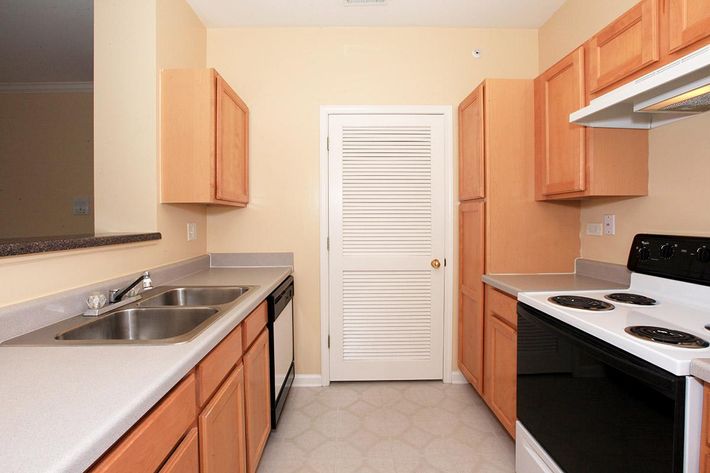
<box><xmin>257</xmin><ymin>381</ymin><xmax>514</xmax><ymax>473</ymax></box>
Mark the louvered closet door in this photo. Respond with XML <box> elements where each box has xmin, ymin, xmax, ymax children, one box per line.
<box><xmin>328</xmin><ymin>114</ymin><xmax>446</xmax><ymax>381</ymax></box>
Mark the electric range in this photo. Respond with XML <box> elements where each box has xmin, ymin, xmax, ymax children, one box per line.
<box><xmin>515</xmin><ymin>234</ymin><xmax>710</xmax><ymax>473</ymax></box>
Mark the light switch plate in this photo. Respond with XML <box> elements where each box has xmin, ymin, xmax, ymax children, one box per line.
<box><xmin>604</xmin><ymin>214</ymin><xmax>616</xmax><ymax>235</ymax></box>
<box><xmin>187</xmin><ymin>223</ymin><xmax>197</xmax><ymax>241</ymax></box>
<box><xmin>586</xmin><ymin>223</ymin><xmax>603</xmax><ymax>236</ymax></box>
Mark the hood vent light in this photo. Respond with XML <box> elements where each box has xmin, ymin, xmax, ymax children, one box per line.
<box><xmin>637</xmin><ymin>84</ymin><xmax>710</xmax><ymax>113</ymax></box>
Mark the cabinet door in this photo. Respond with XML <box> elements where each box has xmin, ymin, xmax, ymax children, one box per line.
<box><xmin>458</xmin><ymin>201</ymin><xmax>485</xmax><ymax>393</ymax></box>
<box><xmin>588</xmin><ymin>0</ymin><xmax>659</xmax><ymax>93</ymax></box>
<box><xmin>667</xmin><ymin>0</ymin><xmax>710</xmax><ymax>53</ymax></box>
<box><xmin>458</xmin><ymin>83</ymin><xmax>485</xmax><ymax>200</ymax></box>
<box><xmin>159</xmin><ymin>428</ymin><xmax>199</xmax><ymax>473</ymax></box>
<box><xmin>90</xmin><ymin>375</ymin><xmax>197</xmax><ymax>473</ymax></box>
<box><xmin>702</xmin><ymin>383</ymin><xmax>710</xmax><ymax>471</ymax></box>
<box><xmin>483</xmin><ymin>311</ymin><xmax>517</xmax><ymax>438</ymax></box>
<box><xmin>244</xmin><ymin>329</ymin><xmax>271</xmax><ymax>473</ymax></box>
<box><xmin>215</xmin><ymin>73</ymin><xmax>249</xmax><ymax>204</ymax></box>
<box><xmin>535</xmin><ymin>47</ymin><xmax>586</xmax><ymax>197</ymax></box>
<box><xmin>199</xmin><ymin>364</ymin><xmax>248</xmax><ymax>473</ymax></box>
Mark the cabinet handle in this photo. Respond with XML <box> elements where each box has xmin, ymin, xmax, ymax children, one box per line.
<box><xmin>431</xmin><ymin>259</ymin><xmax>441</xmax><ymax>269</ymax></box>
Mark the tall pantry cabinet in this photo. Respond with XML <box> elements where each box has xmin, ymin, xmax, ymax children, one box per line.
<box><xmin>457</xmin><ymin>79</ymin><xmax>579</xmax><ymax>437</ymax></box>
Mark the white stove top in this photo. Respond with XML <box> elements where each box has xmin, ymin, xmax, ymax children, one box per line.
<box><xmin>518</xmin><ymin>273</ymin><xmax>710</xmax><ymax>376</ymax></box>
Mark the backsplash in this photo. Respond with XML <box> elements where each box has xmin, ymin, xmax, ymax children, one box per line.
<box><xmin>580</xmin><ymin>113</ymin><xmax>710</xmax><ymax>264</ymax></box>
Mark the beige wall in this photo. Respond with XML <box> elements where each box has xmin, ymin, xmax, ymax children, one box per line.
<box><xmin>206</xmin><ymin>27</ymin><xmax>540</xmax><ymax>375</ymax></box>
<box><xmin>0</xmin><ymin>91</ymin><xmax>94</xmax><ymax>238</ymax></box>
<box><xmin>0</xmin><ymin>0</ymin><xmax>207</xmax><ymax>307</ymax></box>
<box><xmin>580</xmin><ymin>113</ymin><xmax>710</xmax><ymax>263</ymax></box>
<box><xmin>539</xmin><ymin>0</ymin><xmax>710</xmax><ymax>264</ymax></box>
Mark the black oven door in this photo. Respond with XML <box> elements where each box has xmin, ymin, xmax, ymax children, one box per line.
<box><xmin>517</xmin><ymin>302</ymin><xmax>686</xmax><ymax>473</ymax></box>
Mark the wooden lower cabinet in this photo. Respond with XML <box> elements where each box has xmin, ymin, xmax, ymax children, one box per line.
<box><xmin>244</xmin><ymin>328</ymin><xmax>271</xmax><ymax>473</ymax></box>
<box><xmin>459</xmin><ymin>290</ymin><xmax>485</xmax><ymax>393</ymax></box>
<box><xmin>90</xmin><ymin>374</ymin><xmax>197</xmax><ymax>473</ymax></box>
<box><xmin>199</xmin><ymin>364</ymin><xmax>248</xmax><ymax>473</ymax></box>
<box><xmin>483</xmin><ymin>287</ymin><xmax>517</xmax><ymax>438</ymax></box>
<box><xmin>89</xmin><ymin>302</ymin><xmax>273</xmax><ymax>473</ymax></box>
<box><xmin>701</xmin><ymin>383</ymin><xmax>710</xmax><ymax>471</ymax></box>
<box><xmin>159</xmin><ymin>428</ymin><xmax>199</xmax><ymax>473</ymax></box>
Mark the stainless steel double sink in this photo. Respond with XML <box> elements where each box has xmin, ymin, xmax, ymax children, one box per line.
<box><xmin>3</xmin><ymin>286</ymin><xmax>255</xmax><ymax>346</ymax></box>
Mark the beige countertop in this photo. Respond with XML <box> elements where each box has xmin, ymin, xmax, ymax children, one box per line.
<box><xmin>482</xmin><ymin>272</ymin><xmax>629</xmax><ymax>297</ymax></box>
<box><xmin>0</xmin><ymin>266</ymin><xmax>291</xmax><ymax>473</ymax></box>
<box><xmin>691</xmin><ymin>359</ymin><xmax>710</xmax><ymax>384</ymax></box>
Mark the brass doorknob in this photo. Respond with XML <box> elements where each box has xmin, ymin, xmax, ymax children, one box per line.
<box><xmin>431</xmin><ymin>259</ymin><xmax>441</xmax><ymax>269</ymax></box>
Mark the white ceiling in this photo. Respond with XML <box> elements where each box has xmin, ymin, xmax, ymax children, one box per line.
<box><xmin>185</xmin><ymin>0</ymin><xmax>566</xmax><ymax>28</ymax></box>
<box><xmin>0</xmin><ymin>0</ymin><xmax>93</xmax><ymax>83</ymax></box>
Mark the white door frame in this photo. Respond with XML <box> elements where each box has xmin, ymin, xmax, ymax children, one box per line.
<box><xmin>319</xmin><ymin>105</ymin><xmax>454</xmax><ymax>386</ymax></box>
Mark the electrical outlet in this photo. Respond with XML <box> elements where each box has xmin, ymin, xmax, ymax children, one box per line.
<box><xmin>604</xmin><ymin>214</ymin><xmax>616</xmax><ymax>235</ymax></box>
<box><xmin>72</xmin><ymin>197</ymin><xmax>90</xmax><ymax>216</ymax></box>
<box><xmin>187</xmin><ymin>223</ymin><xmax>197</xmax><ymax>241</ymax></box>
<box><xmin>586</xmin><ymin>223</ymin><xmax>603</xmax><ymax>236</ymax></box>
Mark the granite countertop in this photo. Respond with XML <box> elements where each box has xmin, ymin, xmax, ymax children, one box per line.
<box><xmin>483</xmin><ymin>272</ymin><xmax>629</xmax><ymax>297</ymax></box>
<box><xmin>0</xmin><ymin>232</ymin><xmax>162</xmax><ymax>257</ymax></box>
<box><xmin>691</xmin><ymin>359</ymin><xmax>710</xmax><ymax>383</ymax></box>
<box><xmin>0</xmin><ymin>266</ymin><xmax>291</xmax><ymax>473</ymax></box>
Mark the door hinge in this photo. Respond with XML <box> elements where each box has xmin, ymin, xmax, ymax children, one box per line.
<box><xmin>327</xmin><ymin>136</ymin><xmax>330</xmax><ymax>151</ymax></box>
<box><xmin>327</xmin><ymin>236</ymin><xmax>330</xmax><ymax>251</ymax></box>
<box><xmin>327</xmin><ymin>335</ymin><xmax>330</xmax><ymax>349</ymax></box>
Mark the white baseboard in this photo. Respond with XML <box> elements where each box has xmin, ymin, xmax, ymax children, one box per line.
<box><xmin>450</xmin><ymin>371</ymin><xmax>469</xmax><ymax>385</ymax></box>
<box><xmin>293</xmin><ymin>374</ymin><xmax>323</xmax><ymax>387</ymax></box>
<box><xmin>293</xmin><ymin>373</ymin><xmax>467</xmax><ymax>387</ymax></box>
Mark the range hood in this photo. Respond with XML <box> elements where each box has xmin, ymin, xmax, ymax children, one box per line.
<box><xmin>570</xmin><ymin>45</ymin><xmax>710</xmax><ymax>129</ymax></box>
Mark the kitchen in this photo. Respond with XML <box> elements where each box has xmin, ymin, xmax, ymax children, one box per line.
<box><xmin>0</xmin><ymin>0</ymin><xmax>709</xmax><ymax>472</ymax></box>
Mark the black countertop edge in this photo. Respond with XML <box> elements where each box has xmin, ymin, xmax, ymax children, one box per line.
<box><xmin>0</xmin><ymin>233</ymin><xmax>162</xmax><ymax>257</ymax></box>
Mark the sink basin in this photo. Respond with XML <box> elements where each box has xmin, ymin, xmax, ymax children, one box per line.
<box><xmin>2</xmin><ymin>284</ymin><xmax>259</xmax><ymax>346</ymax></box>
<box><xmin>139</xmin><ymin>287</ymin><xmax>250</xmax><ymax>307</ymax></box>
<box><xmin>55</xmin><ymin>307</ymin><xmax>218</xmax><ymax>342</ymax></box>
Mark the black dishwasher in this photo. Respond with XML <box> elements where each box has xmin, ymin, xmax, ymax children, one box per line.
<box><xmin>267</xmin><ymin>276</ymin><xmax>295</xmax><ymax>428</ymax></box>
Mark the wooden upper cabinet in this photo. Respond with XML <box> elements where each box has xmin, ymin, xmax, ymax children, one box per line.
<box><xmin>458</xmin><ymin>84</ymin><xmax>485</xmax><ymax>201</ymax></box>
<box><xmin>587</xmin><ymin>0</ymin><xmax>660</xmax><ymax>94</ymax></box>
<box><xmin>665</xmin><ymin>0</ymin><xmax>710</xmax><ymax>54</ymax></box>
<box><xmin>535</xmin><ymin>47</ymin><xmax>587</xmax><ymax>197</ymax></box>
<box><xmin>243</xmin><ymin>329</ymin><xmax>271</xmax><ymax>473</ymax></box>
<box><xmin>535</xmin><ymin>48</ymin><xmax>649</xmax><ymax>200</ymax></box>
<box><xmin>216</xmin><ymin>75</ymin><xmax>249</xmax><ymax>204</ymax></box>
<box><xmin>199</xmin><ymin>364</ymin><xmax>248</xmax><ymax>473</ymax></box>
<box><xmin>161</xmin><ymin>68</ymin><xmax>249</xmax><ymax>207</ymax></box>
<box><xmin>458</xmin><ymin>200</ymin><xmax>485</xmax><ymax>394</ymax></box>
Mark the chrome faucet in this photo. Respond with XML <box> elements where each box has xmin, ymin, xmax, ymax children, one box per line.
<box><xmin>109</xmin><ymin>271</ymin><xmax>154</xmax><ymax>303</ymax></box>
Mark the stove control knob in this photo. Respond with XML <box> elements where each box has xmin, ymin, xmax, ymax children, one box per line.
<box><xmin>660</xmin><ymin>243</ymin><xmax>674</xmax><ymax>259</ymax></box>
<box><xmin>637</xmin><ymin>246</ymin><xmax>651</xmax><ymax>261</ymax></box>
<box><xmin>697</xmin><ymin>247</ymin><xmax>710</xmax><ymax>263</ymax></box>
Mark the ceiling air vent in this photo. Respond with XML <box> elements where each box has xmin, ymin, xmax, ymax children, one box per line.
<box><xmin>344</xmin><ymin>0</ymin><xmax>387</xmax><ymax>6</ymax></box>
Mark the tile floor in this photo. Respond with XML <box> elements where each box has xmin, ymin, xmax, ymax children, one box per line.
<box><xmin>257</xmin><ymin>381</ymin><xmax>515</xmax><ymax>473</ymax></box>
